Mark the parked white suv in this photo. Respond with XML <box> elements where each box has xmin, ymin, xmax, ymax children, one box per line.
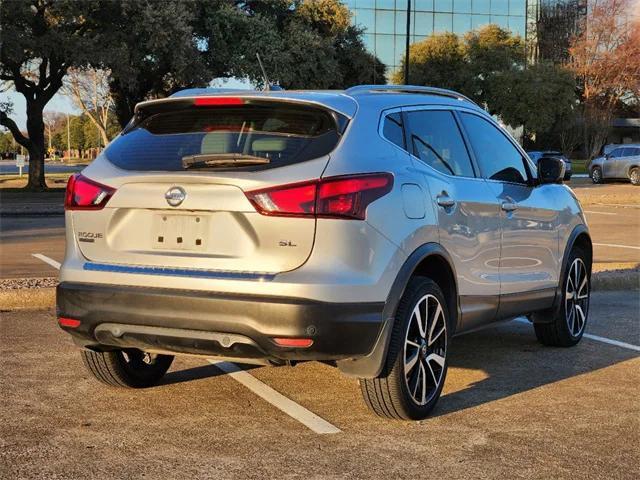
<box><xmin>57</xmin><ymin>86</ymin><xmax>592</xmax><ymax>420</ymax></box>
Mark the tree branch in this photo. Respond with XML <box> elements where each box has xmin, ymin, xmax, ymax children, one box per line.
<box><xmin>0</xmin><ymin>111</ymin><xmax>32</xmax><ymax>150</ymax></box>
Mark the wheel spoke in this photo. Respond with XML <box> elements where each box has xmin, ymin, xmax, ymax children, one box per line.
<box><xmin>567</xmin><ymin>303</ymin><xmax>575</xmax><ymax>332</ymax></box>
<box><xmin>426</xmin><ymin>352</ymin><xmax>445</xmax><ymax>368</ymax></box>
<box><xmin>413</xmin><ymin>301</ymin><xmax>427</xmax><ymax>338</ymax></box>
<box><xmin>412</xmin><ymin>364</ymin><xmax>422</xmax><ymax>398</ymax></box>
<box><xmin>420</xmin><ymin>362</ymin><xmax>427</xmax><ymax>404</ymax></box>
<box><xmin>406</xmin><ymin>339</ymin><xmax>420</xmax><ymax>348</ymax></box>
<box><xmin>405</xmin><ymin>349</ymin><xmax>419</xmax><ymax>374</ymax></box>
<box><xmin>425</xmin><ymin>359</ymin><xmax>438</xmax><ymax>388</ymax></box>
<box><xmin>577</xmin><ymin>275</ymin><xmax>588</xmax><ymax>299</ymax></box>
<box><xmin>575</xmin><ymin>304</ymin><xmax>586</xmax><ymax>331</ymax></box>
<box><xmin>428</xmin><ymin>303</ymin><xmax>443</xmax><ymax>345</ymax></box>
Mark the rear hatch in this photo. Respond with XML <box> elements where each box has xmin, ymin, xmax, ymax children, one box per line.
<box><xmin>70</xmin><ymin>96</ymin><xmax>348</xmax><ymax>274</ymax></box>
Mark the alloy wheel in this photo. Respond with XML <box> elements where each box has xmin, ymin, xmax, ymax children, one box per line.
<box><xmin>565</xmin><ymin>258</ymin><xmax>589</xmax><ymax>337</ymax></box>
<box><xmin>403</xmin><ymin>294</ymin><xmax>447</xmax><ymax>406</ymax></box>
<box><xmin>592</xmin><ymin>168</ymin><xmax>601</xmax><ymax>183</ymax></box>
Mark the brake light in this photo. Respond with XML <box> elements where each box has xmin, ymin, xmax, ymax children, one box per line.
<box><xmin>245</xmin><ymin>173</ymin><xmax>393</xmax><ymax>220</ymax></box>
<box><xmin>65</xmin><ymin>174</ymin><xmax>116</xmax><ymax>210</ymax></box>
<box><xmin>194</xmin><ymin>97</ymin><xmax>244</xmax><ymax>107</ymax></box>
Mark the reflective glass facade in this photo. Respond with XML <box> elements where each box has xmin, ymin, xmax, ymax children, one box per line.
<box><xmin>344</xmin><ymin>0</ymin><xmax>528</xmax><ymax>76</ymax></box>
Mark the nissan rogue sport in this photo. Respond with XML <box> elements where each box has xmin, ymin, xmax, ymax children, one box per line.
<box><xmin>57</xmin><ymin>86</ymin><xmax>592</xmax><ymax>420</ymax></box>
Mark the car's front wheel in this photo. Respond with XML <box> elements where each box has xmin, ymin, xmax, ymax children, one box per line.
<box><xmin>630</xmin><ymin>167</ymin><xmax>640</xmax><ymax>186</ymax></box>
<box><xmin>533</xmin><ymin>247</ymin><xmax>590</xmax><ymax>347</ymax></box>
<box><xmin>591</xmin><ymin>166</ymin><xmax>603</xmax><ymax>184</ymax></box>
<box><xmin>360</xmin><ymin>277</ymin><xmax>449</xmax><ymax>420</ymax></box>
<box><xmin>81</xmin><ymin>349</ymin><xmax>174</xmax><ymax>388</ymax></box>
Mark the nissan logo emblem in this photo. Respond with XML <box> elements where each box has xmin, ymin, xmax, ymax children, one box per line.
<box><xmin>165</xmin><ymin>186</ymin><xmax>186</xmax><ymax>207</ymax></box>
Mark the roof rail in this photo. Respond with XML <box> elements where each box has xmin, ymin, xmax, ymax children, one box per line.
<box><xmin>345</xmin><ymin>85</ymin><xmax>477</xmax><ymax>106</ymax></box>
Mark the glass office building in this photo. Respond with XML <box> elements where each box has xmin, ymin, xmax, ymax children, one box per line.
<box><xmin>343</xmin><ymin>0</ymin><xmax>529</xmax><ymax>76</ymax></box>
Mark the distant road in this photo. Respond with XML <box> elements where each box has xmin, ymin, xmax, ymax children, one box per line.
<box><xmin>0</xmin><ymin>159</ymin><xmax>87</xmax><ymax>175</ymax></box>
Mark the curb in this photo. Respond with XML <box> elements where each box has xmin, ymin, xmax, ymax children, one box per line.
<box><xmin>1</xmin><ymin>270</ymin><xmax>637</xmax><ymax>311</ymax></box>
<box><xmin>592</xmin><ymin>270</ymin><xmax>639</xmax><ymax>291</ymax></box>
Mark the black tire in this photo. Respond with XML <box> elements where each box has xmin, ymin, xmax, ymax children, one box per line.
<box><xmin>591</xmin><ymin>166</ymin><xmax>603</xmax><ymax>184</ymax></box>
<box><xmin>359</xmin><ymin>277</ymin><xmax>450</xmax><ymax>420</ymax></box>
<box><xmin>533</xmin><ymin>247</ymin><xmax>590</xmax><ymax>347</ymax></box>
<box><xmin>630</xmin><ymin>167</ymin><xmax>640</xmax><ymax>186</ymax></box>
<box><xmin>81</xmin><ymin>349</ymin><xmax>174</xmax><ymax>388</ymax></box>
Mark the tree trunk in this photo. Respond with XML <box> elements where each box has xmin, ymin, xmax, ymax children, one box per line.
<box><xmin>25</xmin><ymin>100</ymin><xmax>47</xmax><ymax>191</ymax></box>
<box><xmin>110</xmin><ymin>79</ymin><xmax>137</xmax><ymax>128</ymax></box>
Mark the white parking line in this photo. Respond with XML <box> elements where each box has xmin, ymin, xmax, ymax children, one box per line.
<box><xmin>594</xmin><ymin>203</ymin><xmax>640</xmax><ymax>209</ymax></box>
<box><xmin>32</xmin><ymin>253</ymin><xmax>61</xmax><ymax>270</ymax></box>
<box><xmin>514</xmin><ymin>318</ymin><xmax>640</xmax><ymax>352</ymax></box>
<box><xmin>593</xmin><ymin>243</ymin><xmax>640</xmax><ymax>251</ymax></box>
<box><xmin>584</xmin><ymin>211</ymin><xmax>618</xmax><ymax>216</ymax></box>
<box><xmin>209</xmin><ymin>360</ymin><xmax>341</xmax><ymax>435</ymax></box>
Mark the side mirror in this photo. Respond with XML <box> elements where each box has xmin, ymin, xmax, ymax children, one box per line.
<box><xmin>537</xmin><ymin>157</ymin><xmax>565</xmax><ymax>185</ymax></box>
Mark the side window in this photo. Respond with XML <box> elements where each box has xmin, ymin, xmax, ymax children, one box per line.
<box><xmin>382</xmin><ymin>112</ymin><xmax>405</xmax><ymax>149</ymax></box>
<box><xmin>609</xmin><ymin>148</ymin><xmax>623</xmax><ymax>158</ymax></box>
<box><xmin>406</xmin><ymin>110</ymin><xmax>475</xmax><ymax>177</ymax></box>
<box><xmin>460</xmin><ymin>113</ymin><xmax>529</xmax><ymax>184</ymax></box>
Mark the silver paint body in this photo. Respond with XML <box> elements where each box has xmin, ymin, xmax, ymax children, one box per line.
<box><xmin>589</xmin><ymin>144</ymin><xmax>640</xmax><ymax>181</ymax></box>
<box><xmin>60</xmin><ymin>88</ymin><xmax>588</xmax><ymax>332</ymax></box>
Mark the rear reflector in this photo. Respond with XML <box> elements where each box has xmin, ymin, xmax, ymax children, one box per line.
<box><xmin>273</xmin><ymin>338</ymin><xmax>314</xmax><ymax>348</ymax></box>
<box><xmin>245</xmin><ymin>173</ymin><xmax>393</xmax><ymax>220</ymax></box>
<box><xmin>194</xmin><ymin>97</ymin><xmax>244</xmax><ymax>107</ymax></box>
<box><xmin>58</xmin><ymin>317</ymin><xmax>81</xmax><ymax>328</ymax></box>
<box><xmin>65</xmin><ymin>174</ymin><xmax>116</xmax><ymax>211</ymax></box>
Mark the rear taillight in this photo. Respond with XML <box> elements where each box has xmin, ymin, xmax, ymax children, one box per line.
<box><xmin>245</xmin><ymin>173</ymin><xmax>393</xmax><ymax>220</ymax></box>
<box><xmin>65</xmin><ymin>174</ymin><xmax>116</xmax><ymax>211</ymax></box>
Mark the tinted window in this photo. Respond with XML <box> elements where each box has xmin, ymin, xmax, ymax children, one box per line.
<box><xmin>382</xmin><ymin>112</ymin><xmax>405</xmax><ymax>149</ymax></box>
<box><xmin>406</xmin><ymin>110</ymin><xmax>475</xmax><ymax>177</ymax></box>
<box><xmin>609</xmin><ymin>148</ymin><xmax>624</xmax><ymax>158</ymax></box>
<box><xmin>460</xmin><ymin>113</ymin><xmax>528</xmax><ymax>184</ymax></box>
<box><xmin>104</xmin><ymin>103</ymin><xmax>340</xmax><ymax>171</ymax></box>
<box><xmin>621</xmin><ymin>147</ymin><xmax>640</xmax><ymax>158</ymax></box>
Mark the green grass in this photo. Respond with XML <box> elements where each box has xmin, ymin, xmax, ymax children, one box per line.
<box><xmin>570</xmin><ymin>159</ymin><xmax>588</xmax><ymax>174</ymax></box>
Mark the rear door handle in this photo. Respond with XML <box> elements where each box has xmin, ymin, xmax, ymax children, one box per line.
<box><xmin>501</xmin><ymin>200</ymin><xmax>518</xmax><ymax>212</ymax></box>
<box><xmin>436</xmin><ymin>193</ymin><xmax>455</xmax><ymax>208</ymax></box>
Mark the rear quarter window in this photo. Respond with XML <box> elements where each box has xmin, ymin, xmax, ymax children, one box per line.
<box><xmin>104</xmin><ymin>103</ymin><xmax>342</xmax><ymax>171</ymax></box>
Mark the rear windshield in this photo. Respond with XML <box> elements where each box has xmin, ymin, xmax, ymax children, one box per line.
<box><xmin>104</xmin><ymin>103</ymin><xmax>341</xmax><ymax>171</ymax></box>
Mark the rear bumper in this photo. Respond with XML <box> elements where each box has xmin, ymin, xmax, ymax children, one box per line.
<box><xmin>56</xmin><ymin>282</ymin><xmax>384</xmax><ymax>363</ymax></box>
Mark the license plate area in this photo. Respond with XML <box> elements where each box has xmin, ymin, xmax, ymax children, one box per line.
<box><xmin>152</xmin><ymin>214</ymin><xmax>209</xmax><ymax>251</ymax></box>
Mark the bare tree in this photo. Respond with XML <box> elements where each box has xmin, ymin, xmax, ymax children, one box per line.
<box><xmin>568</xmin><ymin>0</ymin><xmax>640</xmax><ymax>158</ymax></box>
<box><xmin>62</xmin><ymin>68</ymin><xmax>114</xmax><ymax>147</ymax></box>
<box><xmin>43</xmin><ymin>111</ymin><xmax>65</xmax><ymax>153</ymax></box>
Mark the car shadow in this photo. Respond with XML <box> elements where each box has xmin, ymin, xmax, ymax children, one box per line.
<box><xmin>431</xmin><ymin>319</ymin><xmax>638</xmax><ymax>417</ymax></box>
<box><xmin>160</xmin><ymin>362</ymin><xmax>259</xmax><ymax>386</ymax></box>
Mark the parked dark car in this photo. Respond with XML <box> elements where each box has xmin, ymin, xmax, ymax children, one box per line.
<box><xmin>528</xmin><ymin>151</ymin><xmax>572</xmax><ymax>180</ymax></box>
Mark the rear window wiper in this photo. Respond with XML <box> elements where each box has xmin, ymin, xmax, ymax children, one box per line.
<box><xmin>182</xmin><ymin>153</ymin><xmax>270</xmax><ymax>169</ymax></box>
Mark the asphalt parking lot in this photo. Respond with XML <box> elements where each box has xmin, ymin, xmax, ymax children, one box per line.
<box><xmin>1</xmin><ymin>178</ymin><xmax>639</xmax><ymax>479</ymax></box>
<box><xmin>1</xmin><ymin>292</ymin><xmax>638</xmax><ymax>479</ymax></box>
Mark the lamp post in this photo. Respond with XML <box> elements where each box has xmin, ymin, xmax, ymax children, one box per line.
<box><xmin>404</xmin><ymin>0</ymin><xmax>411</xmax><ymax>85</ymax></box>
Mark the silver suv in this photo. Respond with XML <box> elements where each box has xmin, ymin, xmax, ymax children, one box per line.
<box><xmin>589</xmin><ymin>144</ymin><xmax>640</xmax><ymax>185</ymax></box>
<box><xmin>58</xmin><ymin>86</ymin><xmax>593</xmax><ymax>420</ymax></box>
